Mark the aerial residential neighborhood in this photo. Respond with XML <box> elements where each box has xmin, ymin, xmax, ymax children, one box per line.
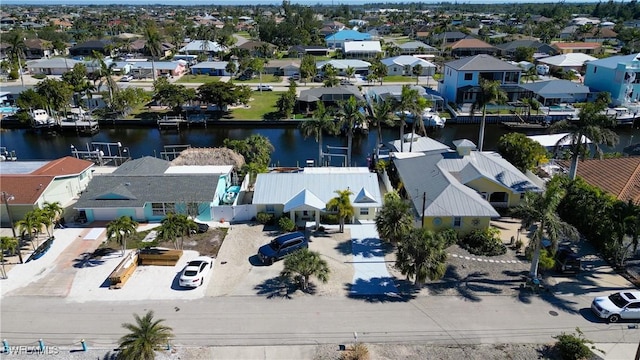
<box><xmin>1</xmin><ymin>1</ymin><xmax>640</xmax><ymax>359</ymax></box>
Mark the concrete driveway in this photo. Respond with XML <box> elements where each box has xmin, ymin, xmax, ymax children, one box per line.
<box><xmin>348</xmin><ymin>223</ymin><xmax>398</xmax><ymax>296</ymax></box>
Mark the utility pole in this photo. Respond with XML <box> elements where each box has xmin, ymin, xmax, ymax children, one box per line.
<box><xmin>2</xmin><ymin>191</ymin><xmax>22</xmax><ymax>264</ymax></box>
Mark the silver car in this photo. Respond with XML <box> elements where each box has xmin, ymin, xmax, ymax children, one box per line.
<box><xmin>591</xmin><ymin>291</ymin><xmax>640</xmax><ymax>322</ymax></box>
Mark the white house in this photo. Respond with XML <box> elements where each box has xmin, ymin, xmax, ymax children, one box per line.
<box><xmin>342</xmin><ymin>41</ymin><xmax>382</xmax><ymax>59</ymax></box>
<box><xmin>179</xmin><ymin>40</ymin><xmax>227</xmax><ymax>55</ymax></box>
<box><xmin>381</xmin><ymin>55</ymin><xmax>436</xmax><ymax>76</ymax></box>
<box><xmin>252</xmin><ymin>167</ymin><xmax>382</xmax><ymax>228</ymax></box>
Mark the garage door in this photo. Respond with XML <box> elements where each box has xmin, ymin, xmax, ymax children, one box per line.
<box><xmin>92</xmin><ymin>208</ymin><xmax>119</xmax><ymax>221</ymax></box>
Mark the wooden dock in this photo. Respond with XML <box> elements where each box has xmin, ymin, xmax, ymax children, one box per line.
<box><xmin>502</xmin><ymin>122</ymin><xmax>549</xmax><ymax>130</ymax></box>
<box><xmin>158</xmin><ymin>117</ymin><xmax>187</xmax><ymax>130</ymax></box>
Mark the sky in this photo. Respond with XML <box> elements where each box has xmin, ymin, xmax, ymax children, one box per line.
<box><xmin>1</xmin><ymin>0</ymin><xmax>606</xmax><ymax>5</ymax></box>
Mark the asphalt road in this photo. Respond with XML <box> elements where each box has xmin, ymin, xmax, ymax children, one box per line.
<box><xmin>1</xmin><ymin>292</ymin><xmax>636</xmax><ymax>349</ymax></box>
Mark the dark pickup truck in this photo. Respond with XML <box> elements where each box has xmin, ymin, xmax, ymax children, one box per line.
<box><xmin>555</xmin><ymin>246</ymin><xmax>581</xmax><ymax>274</ymax></box>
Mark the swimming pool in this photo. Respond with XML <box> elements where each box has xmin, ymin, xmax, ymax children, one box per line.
<box><xmin>0</xmin><ymin>106</ymin><xmax>18</xmax><ymax>114</ymax></box>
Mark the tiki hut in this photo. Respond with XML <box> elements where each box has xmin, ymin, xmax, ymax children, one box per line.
<box><xmin>171</xmin><ymin>147</ymin><xmax>245</xmax><ymax>171</ymax></box>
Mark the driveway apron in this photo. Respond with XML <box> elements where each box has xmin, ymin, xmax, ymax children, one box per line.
<box><xmin>348</xmin><ymin>223</ymin><xmax>398</xmax><ymax>296</ymax></box>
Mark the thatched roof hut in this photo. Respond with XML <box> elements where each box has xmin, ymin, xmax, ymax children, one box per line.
<box><xmin>171</xmin><ymin>147</ymin><xmax>245</xmax><ymax>170</ymax></box>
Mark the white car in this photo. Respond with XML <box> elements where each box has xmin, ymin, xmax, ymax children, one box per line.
<box><xmin>256</xmin><ymin>85</ymin><xmax>273</xmax><ymax>91</ymax></box>
<box><xmin>591</xmin><ymin>291</ymin><xmax>640</xmax><ymax>322</ymax></box>
<box><xmin>120</xmin><ymin>75</ymin><xmax>133</xmax><ymax>82</ymax></box>
<box><xmin>178</xmin><ymin>256</ymin><xmax>213</xmax><ymax>288</ymax></box>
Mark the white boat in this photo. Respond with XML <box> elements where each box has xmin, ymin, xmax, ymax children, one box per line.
<box><xmin>30</xmin><ymin>109</ymin><xmax>56</xmax><ymax>128</ymax></box>
<box><xmin>603</xmin><ymin>107</ymin><xmax>639</xmax><ymax>126</ymax></box>
<box><xmin>395</xmin><ymin>109</ymin><xmax>446</xmax><ymax>129</ymax></box>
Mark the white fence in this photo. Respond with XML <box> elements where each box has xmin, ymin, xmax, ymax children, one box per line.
<box><xmin>211</xmin><ymin>204</ymin><xmax>257</xmax><ymax>223</ymax></box>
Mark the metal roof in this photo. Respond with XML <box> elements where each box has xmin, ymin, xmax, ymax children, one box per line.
<box><xmin>445</xmin><ymin>54</ymin><xmax>522</xmax><ymax>72</ymax></box>
<box><xmin>519</xmin><ymin>80</ymin><xmax>590</xmax><ymax>97</ymax></box>
<box><xmin>381</xmin><ymin>55</ymin><xmax>435</xmax><ymax>68</ymax></box>
<box><xmin>537</xmin><ymin>53</ymin><xmax>597</xmax><ymax>67</ymax></box>
<box><xmin>113</xmin><ymin>156</ymin><xmax>170</xmax><ymax>175</ymax></box>
<box><xmin>252</xmin><ymin>169</ymin><xmax>382</xmax><ymax>208</ymax></box>
<box><xmin>343</xmin><ymin>41</ymin><xmax>382</xmax><ymax>53</ymax></box>
<box><xmin>586</xmin><ymin>53</ymin><xmax>640</xmax><ymax>70</ymax></box>
<box><xmin>393</xmin><ymin>153</ymin><xmax>500</xmax><ymax>217</ymax></box>
<box><xmin>387</xmin><ymin>134</ymin><xmax>451</xmax><ymax>154</ymax></box>
<box><xmin>191</xmin><ymin>61</ymin><xmax>228</xmax><ymax>70</ymax></box>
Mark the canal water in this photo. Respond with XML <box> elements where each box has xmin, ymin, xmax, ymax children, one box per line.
<box><xmin>1</xmin><ymin>124</ymin><xmax>639</xmax><ymax>166</ymax></box>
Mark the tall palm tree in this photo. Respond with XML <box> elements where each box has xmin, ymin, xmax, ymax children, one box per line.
<box><xmin>344</xmin><ymin>66</ymin><xmax>355</xmax><ymax>82</ymax></box>
<box><xmin>549</xmin><ymin>98</ymin><xmax>618</xmax><ymax>180</ymax></box>
<box><xmin>396</xmin><ymin>228</ymin><xmax>448</xmax><ymax>286</ymax></box>
<box><xmin>92</xmin><ymin>51</ymin><xmax>118</xmax><ymax>106</ymax></box>
<box><xmin>375</xmin><ymin>191</ymin><xmax>414</xmax><ymax>244</ymax></box>
<box><xmin>106</xmin><ymin>216</ymin><xmax>139</xmax><ymax>256</ymax></box>
<box><xmin>394</xmin><ymin>85</ymin><xmax>428</xmax><ymax>152</ymax></box>
<box><xmin>119</xmin><ymin>310</ymin><xmax>173</xmax><ymax>360</ymax></box>
<box><xmin>144</xmin><ymin>21</ymin><xmax>163</xmax><ymax>82</ymax></box>
<box><xmin>471</xmin><ymin>79</ymin><xmax>508</xmax><ymax>151</ymax></box>
<box><xmin>335</xmin><ymin>96</ymin><xmax>366</xmax><ymax>166</ymax></box>
<box><xmin>280</xmin><ymin>249</ymin><xmax>330</xmax><ymax>292</ymax></box>
<box><xmin>299</xmin><ymin>101</ymin><xmax>338</xmax><ymax>166</ymax></box>
<box><xmin>16</xmin><ymin>209</ymin><xmax>47</xmax><ymax>250</ymax></box>
<box><xmin>412</xmin><ymin>64</ymin><xmax>423</xmax><ymax>85</ymax></box>
<box><xmin>370</xmin><ymin>98</ymin><xmax>395</xmax><ymax>159</ymax></box>
<box><xmin>326</xmin><ymin>189</ymin><xmax>354</xmax><ymax>233</ymax></box>
<box><xmin>6</xmin><ymin>31</ymin><xmax>26</xmax><ymax>87</ymax></box>
<box><xmin>0</xmin><ymin>236</ymin><xmax>18</xmax><ymax>279</ymax></box>
<box><xmin>511</xmin><ymin>179</ymin><xmax>578</xmax><ymax>278</ymax></box>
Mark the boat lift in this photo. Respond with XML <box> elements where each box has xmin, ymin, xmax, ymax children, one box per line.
<box><xmin>70</xmin><ymin>141</ymin><xmax>131</xmax><ymax>166</ymax></box>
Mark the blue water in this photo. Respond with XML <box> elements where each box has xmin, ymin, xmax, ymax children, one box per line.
<box><xmin>0</xmin><ymin>106</ymin><xmax>18</xmax><ymax>114</ymax></box>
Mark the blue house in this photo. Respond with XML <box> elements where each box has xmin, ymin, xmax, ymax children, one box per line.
<box><xmin>191</xmin><ymin>61</ymin><xmax>231</xmax><ymax>76</ymax></box>
<box><xmin>583</xmin><ymin>53</ymin><xmax>640</xmax><ymax>106</ymax></box>
<box><xmin>325</xmin><ymin>29</ymin><xmax>371</xmax><ymax>49</ymax></box>
<box><xmin>74</xmin><ymin>157</ymin><xmax>234</xmax><ymax>223</ymax></box>
<box><xmin>438</xmin><ymin>54</ymin><xmax>523</xmax><ymax>105</ymax></box>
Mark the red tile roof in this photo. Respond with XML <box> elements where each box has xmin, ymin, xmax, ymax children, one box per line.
<box><xmin>0</xmin><ymin>175</ymin><xmax>54</xmax><ymax>205</ymax></box>
<box><xmin>553</xmin><ymin>42</ymin><xmax>601</xmax><ymax>49</ymax></box>
<box><xmin>562</xmin><ymin>157</ymin><xmax>640</xmax><ymax>203</ymax></box>
<box><xmin>30</xmin><ymin>156</ymin><xmax>93</xmax><ymax>176</ymax></box>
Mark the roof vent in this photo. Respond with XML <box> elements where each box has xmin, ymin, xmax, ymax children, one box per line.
<box><xmin>124</xmin><ymin>182</ymin><xmax>131</xmax><ymax>186</ymax></box>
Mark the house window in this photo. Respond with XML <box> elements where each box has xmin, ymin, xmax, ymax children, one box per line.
<box><xmin>265</xmin><ymin>205</ymin><xmax>275</xmax><ymax>213</ymax></box>
<box><xmin>593</xmin><ymin>67</ymin><xmax>597</xmax><ymax>74</ymax></box>
<box><xmin>464</xmin><ymin>73</ymin><xmax>473</xmax><ymax>80</ymax></box>
<box><xmin>453</xmin><ymin>217</ymin><xmax>462</xmax><ymax>228</ymax></box>
<box><xmin>151</xmin><ymin>203</ymin><xmax>165</xmax><ymax>216</ymax></box>
<box><xmin>164</xmin><ymin>203</ymin><xmax>176</xmax><ymax>214</ymax></box>
<box><xmin>359</xmin><ymin>208</ymin><xmax>369</xmax><ymax>216</ymax></box>
<box><xmin>489</xmin><ymin>192</ymin><xmax>508</xmax><ymax>203</ymax></box>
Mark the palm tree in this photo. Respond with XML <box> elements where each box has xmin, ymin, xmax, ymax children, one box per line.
<box><xmin>157</xmin><ymin>213</ymin><xmax>196</xmax><ymax>250</ymax></box>
<box><xmin>106</xmin><ymin>216</ymin><xmax>139</xmax><ymax>256</ymax></box>
<box><xmin>6</xmin><ymin>31</ymin><xmax>26</xmax><ymax>87</ymax></box>
<box><xmin>43</xmin><ymin>201</ymin><xmax>64</xmax><ymax>232</ymax></box>
<box><xmin>344</xmin><ymin>66</ymin><xmax>355</xmax><ymax>82</ymax></box>
<box><xmin>299</xmin><ymin>101</ymin><xmax>338</xmax><ymax>166</ymax></box>
<box><xmin>335</xmin><ymin>96</ymin><xmax>365</xmax><ymax>166</ymax></box>
<box><xmin>280</xmin><ymin>248</ymin><xmax>330</xmax><ymax>292</ymax></box>
<box><xmin>511</xmin><ymin>179</ymin><xmax>578</xmax><ymax>278</ymax></box>
<box><xmin>549</xmin><ymin>98</ymin><xmax>618</xmax><ymax>180</ymax></box>
<box><xmin>16</xmin><ymin>210</ymin><xmax>46</xmax><ymax>250</ymax></box>
<box><xmin>144</xmin><ymin>21</ymin><xmax>163</xmax><ymax>82</ymax></box>
<box><xmin>412</xmin><ymin>64</ymin><xmax>423</xmax><ymax>85</ymax></box>
<box><xmin>471</xmin><ymin>79</ymin><xmax>508</xmax><ymax>151</ymax></box>
<box><xmin>326</xmin><ymin>189</ymin><xmax>354</xmax><ymax>233</ymax></box>
<box><xmin>394</xmin><ymin>85</ymin><xmax>428</xmax><ymax>152</ymax></box>
<box><xmin>0</xmin><ymin>236</ymin><xmax>18</xmax><ymax>279</ymax></box>
<box><xmin>92</xmin><ymin>51</ymin><xmax>118</xmax><ymax>106</ymax></box>
<box><xmin>395</xmin><ymin>228</ymin><xmax>448</xmax><ymax>286</ymax></box>
<box><xmin>375</xmin><ymin>191</ymin><xmax>414</xmax><ymax>244</ymax></box>
<box><xmin>119</xmin><ymin>310</ymin><xmax>173</xmax><ymax>360</ymax></box>
<box><xmin>370</xmin><ymin>98</ymin><xmax>395</xmax><ymax>159</ymax></box>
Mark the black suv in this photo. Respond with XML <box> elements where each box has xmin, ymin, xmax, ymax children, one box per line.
<box><xmin>257</xmin><ymin>232</ymin><xmax>308</xmax><ymax>265</ymax></box>
<box><xmin>555</xmin><ymin>245</ymin><xmax>581</xmax><ymax>274</ymax></box>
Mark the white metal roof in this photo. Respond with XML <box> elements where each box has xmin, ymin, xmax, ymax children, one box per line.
<box><xmin>283</xmin><ymin>189</ymin><xmax>326</xmax><ymax>212</ymax></box>
<box><xmin>527</xmin><ymin>133</ymin><xmax>592</xmax><ymax>148</ymax></box>
<box><xmin>537</xmin><ymin>53</ymin><xmax>597</xmax><ymax>67</ymax></box>
<box><xmin>253</xmin><ymin>169</ymin><xmax>382</xmax><ymax>208</ymax></box>
<box><xmin>343</xmin><ymin>41</ymin><xmax>382</xmax><ymax>53</ymax></box>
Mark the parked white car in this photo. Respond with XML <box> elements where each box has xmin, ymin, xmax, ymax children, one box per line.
<box><xmin>256</xmin><ymin>85</ymin><xmax>273</xmax><ymax>91</ymax></box>
<box><xmin>120</xmin><ymin>75</ymin><xmax>133</xmax><ymax>82</ymax></box>
<box><xmin>591</xmin><ymin>291</ymin><xmax>640</xmax><ymax>322</ymax></box>
<box><xmin>179</xmin><ymin>256</ymin><xmax>213</xmax><ymax>288</ymax></box>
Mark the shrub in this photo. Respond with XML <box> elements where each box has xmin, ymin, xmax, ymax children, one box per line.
<box><xmin>459</xmin><ymin>227</ymin><xmax>506</xmax><ymax>256</ymax></box>
<box><xmin>32</xmin><ymin>73</ymin><xmax>46</xmax><ymax>80</ymax></box>
<box><xmin>8</xmin><ymin>69</ymin><xmax>19</xmax><ymax>80</ymax></box>
<box><xmin>256</xmin><ymin>212</ymin><xmax>273</xmax><ymax>225</ymax></box>
<box><xmin>278</xmin><ymin>216</ymin><xmax>296</xmax><ymax>232</ymax></box>
<box><xmin>340</xmin><ymin>343</ymin><xmax>370</xmax><ymax>360</ymax></box>
<box><xmin>321</xmin><ymin>214</ymin><xmax>340</xmax><ymax>225</ymax></box>
<box><xmin>524</xmin><ymin>247</ymin><xmax>555</xmax><ymax>270</ymax></box>
<box><xmin>438</xmin><ymin>228</ymin><xmax>458</xmax><ymax>248</ymax></box>
<box><xmin>554</xmin><ymin>328</ymin><xmax>599</xmax><ymax>360</ymax></box>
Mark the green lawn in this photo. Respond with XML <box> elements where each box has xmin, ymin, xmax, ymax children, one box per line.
<box><xmin>177</xmin><ymin>74</ymin><xmax>221</xmax><ymax>83</ymax></box>
<box><xmin>231</xmin><ymin>91</ymin><xmax>281</xmax><ymax>120</ymax></box>
<box><xmin>236</xmin><ymin>31</ymin><xmax>251</xmax><ymax>39</ymax></box>
<box><xmin>383</xmin><ymin>75</ymin><xmax>414</xmax><ymax>82</ymax></box>
<box><xmin>234</xmin><ymin>74</ymin><xmax>281</xmax><ymax>83</ymax></box>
